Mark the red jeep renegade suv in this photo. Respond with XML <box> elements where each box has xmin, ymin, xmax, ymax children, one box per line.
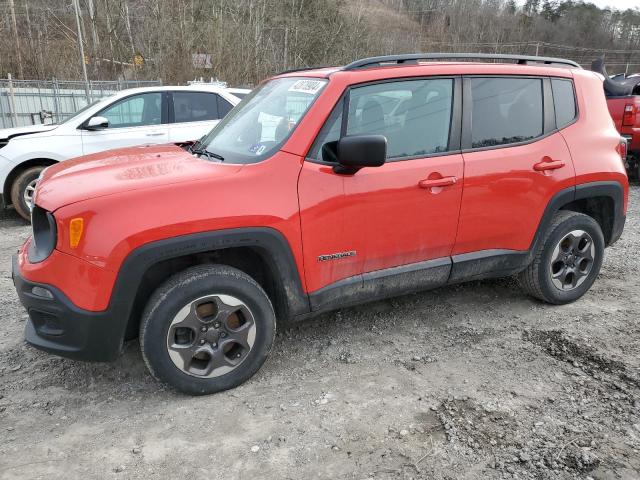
<box><xmin>13</xmin><ymin>54</ymin><xmax>628</xmax><ymax>395</ymax></box>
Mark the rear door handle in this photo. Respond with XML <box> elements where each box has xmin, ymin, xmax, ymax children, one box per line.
<box><xmin>418</xmin><ymin>176</ymin><xmax>457</xmax><ymax>189</ymax></box>
<box><xmin>534</xmin><ymin>158</ymin><xmax>565</xmax><ymax>171</ymax></box>
<box><xmin>145</xmin><ymin>132</ymin><xmax>165</xmax><ymax>137</ymax></box>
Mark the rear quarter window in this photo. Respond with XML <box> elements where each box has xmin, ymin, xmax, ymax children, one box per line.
<box><xmin>551</xmin><ymin>79</ymin><xmax>577</xmax><ymax>129</ymax></box>
<box><xmin>217</xmin><ymin>96</ymin><xmax>233</xmax><ymax>117</ymax></box>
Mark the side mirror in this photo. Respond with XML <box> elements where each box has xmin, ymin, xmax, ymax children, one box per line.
<box><xmin>84</xmin><ymin>116</ymin><xmax>109</xmax><ymax>130</ymax></box>
<box><xmin>334</xmin><ymin>135</ymin><xmax>387</xmax><ymax>174</ymax></box>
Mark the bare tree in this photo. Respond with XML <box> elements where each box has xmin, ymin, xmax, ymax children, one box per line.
<box><xmin>0</xmin><ymin>0</ymin><xmax>638</xmax><ymax>83</ymax></box>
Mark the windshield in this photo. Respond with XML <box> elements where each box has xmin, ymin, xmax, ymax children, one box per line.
<box><xmin>199</xmin><ymin>77</ymin><xmax>328</xmax><ymax>164</ymax></box>
<box><xmin>59</xmin><ymin>96</ymin><xmax>111</xmax><ymax>125</ymax></box>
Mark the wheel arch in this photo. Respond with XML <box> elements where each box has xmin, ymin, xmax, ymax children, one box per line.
<box><xmin>533</xmin><ymin>181</ymin><xmax>625</xmax><ymax>252</ymax></box>
<box><xmin>110</xmin><ymin>228</ymin><xmax>310</xmax><ymax>342</ymax></box>
<box><xmin>3</xmin><ymin>158</ymin><xmax>58</xmax><ymax>206</ymax></box>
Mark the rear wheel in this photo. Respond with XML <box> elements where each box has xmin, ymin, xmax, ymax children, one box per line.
<box><xmin>140</xmin><ymin>264</ymin><xmax>276</xmax><ymax>395</ymax></box>
<box><xmin>10</xmin><ymin>166</ymin><xmax>45</xmax><ymax>221</ymax></box>
<box><xmin>518</xmin><ymin>211</ymin><xmax>604</xmax><ymax>304</ymax></box>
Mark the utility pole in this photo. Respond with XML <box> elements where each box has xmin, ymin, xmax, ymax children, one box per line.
<box><xmin>8</xmin><ymin>0</ymin><xmax>24</xmax><ymax>79</ymax></box>
<box><xmin>283</xmin><ymin>27</ymin><xmax>288</xmax><ymax>71</ymax></box>
<box><xmin>87</xmin><ymin>0</ymin><xmax>101</xmax><ymax>76</ymax></box>
<box><xmin>73</xmin><ymin>0</ymin><xmax>91</xmax><ymax>102</ymax></box>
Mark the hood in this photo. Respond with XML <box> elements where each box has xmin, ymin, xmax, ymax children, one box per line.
<box><xmin>0</xmin><ymin>124</ymin><xmax>58</xmax><ymax>141</ymax></box>
<box><xmin>36</xmin><ymin>144</ymin><xmax>243</xmax><ymax>211</ymax></box>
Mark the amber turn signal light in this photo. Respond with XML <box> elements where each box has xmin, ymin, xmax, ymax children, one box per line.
<box><xmin>69</xmin><ymin>218</ymin><xmax>84</xmax><ymax>248</ymax></box>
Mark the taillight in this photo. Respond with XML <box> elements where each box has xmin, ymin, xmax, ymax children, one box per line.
<box><xmin>617</xmin><ymin>138</ymin><xmax>628</xmax><ymax>162</ymax></box>
<box><xmin>622</xmin><ymin>103</ymin><xmax>637</xmax><ymax>126</ymax></box>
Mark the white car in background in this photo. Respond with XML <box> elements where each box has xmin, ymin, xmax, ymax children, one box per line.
<box><xmin>0</xmin><ymin>85</ymin><xmax>249</xmax><ymax>220</ymax></box>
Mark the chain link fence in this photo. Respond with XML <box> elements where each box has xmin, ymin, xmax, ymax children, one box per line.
<box><xmin>0</xmin><ymin>77</ymin><xmax>162</xmax><ymax>129</ymax></box>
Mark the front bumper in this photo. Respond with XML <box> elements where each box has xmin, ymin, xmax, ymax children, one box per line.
<box><xmin>0</xmin><ymin>153</ymin><xmax>15</xmax><ymax>209</ymax></box>
<box><xmin>12</xmin><ymin>254</ymin><xmax>124</xmax><ymax>361</ymax></box>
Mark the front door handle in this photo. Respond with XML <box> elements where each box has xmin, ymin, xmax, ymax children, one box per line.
<box><xmin>418</xmin><ymin>176</ymin><xmax>457</xmax><ymax>189</ymax></box>
<box><xmin>145</xmin><ymin>132</ymin><xmax>165</xmax><ymax>137</ymax></box>
<box><xmin>534</xmin><ymin>157</ymin><xmax>565</xmax><ymax>171</ymax></box>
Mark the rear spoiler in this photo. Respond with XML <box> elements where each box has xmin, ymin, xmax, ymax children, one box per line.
<box><xmin>591</xmin><ymin>57</ymin><xmax>638</xmax><ymax>97</ymax></box>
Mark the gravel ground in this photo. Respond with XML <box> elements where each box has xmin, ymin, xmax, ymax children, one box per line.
<box><xmin>1</xmin><ymin>187</ymin><xmax>639</xmax><ymax>480</ymax></box>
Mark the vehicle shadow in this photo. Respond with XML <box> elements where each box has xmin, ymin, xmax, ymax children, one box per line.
<box><xmin>0</xmin><ymin>206</ymin><xmax>29</xmax><ymax>226</ymax></box>
<box><xmin>10</xmin><ymin>275</ymin><xmax>533</xmax><ymax>399</ymax></box>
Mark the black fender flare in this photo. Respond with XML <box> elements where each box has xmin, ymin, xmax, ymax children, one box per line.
<box><xmin>109</xmin><ymin>227</ymin><xmax>310</xmax><ymax>344</ymax></box>
<box><xmin>531</xmin><ymin>180</ymin><xmax>626</xmax><ymax>254</ymax></box>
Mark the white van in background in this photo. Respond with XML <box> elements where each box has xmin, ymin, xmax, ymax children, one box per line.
<box><xmin>0</xmin><ymin>85</ymin><xmax>249</xmax><ymax>220</ymax></box>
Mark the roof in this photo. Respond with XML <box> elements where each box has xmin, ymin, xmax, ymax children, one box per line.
<box><xmin>275</xmin><ymin>53</ymin><xmax>581</xmax><ymax>80</ymax></box>
<box><xmin>109</xmin><ymin>84</ymin><xmax>244</xmax><ymax>99</ymax></box>
<box><xmin>343</xmin><ymin>53</ymin><xmax>580</xmax><ymax>70</ymax></box>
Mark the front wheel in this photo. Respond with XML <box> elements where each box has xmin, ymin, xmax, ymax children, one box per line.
<box><xmin>518</xmin><ymin>211</ymin><xmax>605</xmax><ymax>304</ymax></box>
<box><xmin>140</xmin><ymin>264</ymin><xmax>276</xmax><ymax>395</ymax></box>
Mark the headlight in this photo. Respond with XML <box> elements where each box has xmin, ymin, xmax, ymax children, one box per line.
<box><xmin>28</xmin><ymin>206</ymin><xmax>57</xmax><ymax>263</ymax></box>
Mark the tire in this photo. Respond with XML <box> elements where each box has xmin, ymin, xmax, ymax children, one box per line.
<box><xmin>10</xmin><ymin>166</ymin><xmax>45</xmax><ymax>221</ymax></box>
<box><xmin>518</xmin><ymin>211</ymin><xmax>605</xmax><ymax>305</ymax></box>
<box><xmin>140</xmin><ymin>264</ymin><xmax>276</xmax><ymax>395</ymax></box>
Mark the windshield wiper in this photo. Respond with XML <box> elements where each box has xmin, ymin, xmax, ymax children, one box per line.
<box><xmin>190</xmin><ymin>146</ymin><xmax>224</xmax><ymax>162</ymax></box>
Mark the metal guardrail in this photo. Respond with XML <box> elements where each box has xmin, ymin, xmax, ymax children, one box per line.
<box><xmin>0</xmin><ymin>76</ymin><xmax>161</xmax><ymax>129</ymax></box>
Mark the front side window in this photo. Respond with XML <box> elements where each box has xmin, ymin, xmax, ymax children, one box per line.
<box><xmin>470</xmin><ymin>77</ymin><xmax>543</xmax><ymax>148</ymax></box>
<box><xmin>308</xmin><ymin>103</ymin><xmax>342</xmax><ymax>163</ymax></box>
<box><xmin>173</xmin><ymin>92</ymin><xmax>218</xmax><ymax>123</ymax></box>
<box><xmin>98</xmin><ymin>92</ymin><xmax>162</xmax><ymax>128</ymax></box>
<box><xmin>310</xmin><ymin>78</ymin><xmax>453</xmax><ymax>161</ymax></box>
<box><xmin>200</xmin><ymin>77</ymin><xmax>327</xmax><ymax>164</ymax></box>
<box><xmin>348</xmin><ymin>79</ymin><xmax>453</xmax><ymax>158</ymax></box>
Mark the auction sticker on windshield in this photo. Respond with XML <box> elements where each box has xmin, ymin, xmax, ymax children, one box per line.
<box><xmin>288</xmin><ymin>79</ymin><xmax>325</xmax><ymax>95</ymax></box>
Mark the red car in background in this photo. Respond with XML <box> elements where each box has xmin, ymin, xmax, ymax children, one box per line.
<box><xmin>593</xmin><ymin>58</ymin><xmax>640</xmax><ymax>179</ymax></box>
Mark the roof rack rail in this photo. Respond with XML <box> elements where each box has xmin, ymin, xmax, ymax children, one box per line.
<box><xmin>277</xmin><ymin>65</ymin><xmax>333</xmax><ymax>75</ymax></box>
<box><xmin>342</xmin><ymin>53</ymin><xmax>581</xmax><ymax>71</ymax></box>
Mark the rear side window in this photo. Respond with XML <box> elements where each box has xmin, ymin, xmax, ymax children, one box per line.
<box><xmin>470</xmin><ymin>77</ymin><xmax>543</xmax><ymax>148</ymax></box>
<box><xmin>551</xmin><ymin>79</ymin><xmax>577</xmax><ymax>129</ymax></box>
<box><xmin>173</xmin><ymin>92</ymin><xmax>219</xmax><ymax>123</ymax></box>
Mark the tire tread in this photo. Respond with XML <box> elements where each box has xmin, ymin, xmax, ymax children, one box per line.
<box><xmin>518</xmin><ymin>210</ymin><xmax>597</xmax><ymax>304</ymax></box>
<box><xmin>139</xmin><ymin>263</ymin><xmax>275</xmax><ymax>395</ymax></box>
<box><xmin>10</xmin><ymin>166</ymin><xmax>45</xmax><ymax>221</ymax></box>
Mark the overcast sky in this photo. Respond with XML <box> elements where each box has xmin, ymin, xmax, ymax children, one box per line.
<box><xmin>517</xmin><ymin>0</ymin><xmax>640</xmax><ymax>9</ymax></box>
<box><xmin>583</xmin><ymin>0</ymin><xmax>640</xmax><ymax>8</ymax></box>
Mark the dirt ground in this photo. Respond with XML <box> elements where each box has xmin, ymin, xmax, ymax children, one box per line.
<box><xmin>0</xmin><ymin>187</ymin><xmax>638</xmax><ymax>480</ymax></box>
